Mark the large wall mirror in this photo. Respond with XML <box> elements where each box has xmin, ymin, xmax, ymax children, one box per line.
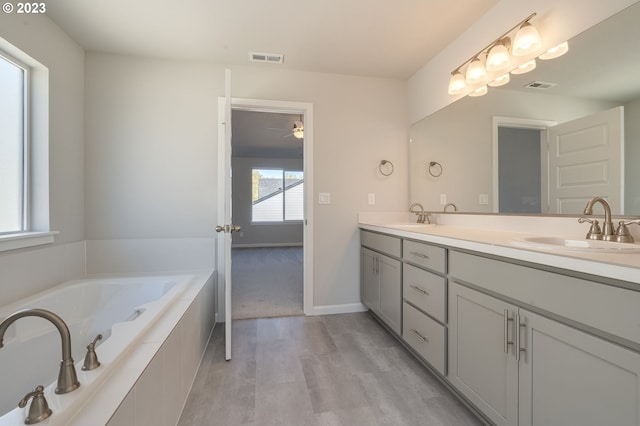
<box><xmin>410</xmin><ymin>2</ymin><xmax>640</xmax><ymax>216</ymax></box>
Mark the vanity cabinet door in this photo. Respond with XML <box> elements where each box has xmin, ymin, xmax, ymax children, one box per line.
<box><xmin>361</xmin><ymin>248</ymin><xmax>379</xmax><ymax>311</ymax></box>
<box><xmin>518</xmin><ymin>309</ymin><xmax>640</xmax><ymax>426</ymax></box>
<box><xmin>360</xmin><ymin>247</ymin><xmax>401</xmax><ymax>334</ymax></box>
<box><xmin>449</xmin><ymin>282</ymin><xmax>519</xmax><ymax>426</ymax></box>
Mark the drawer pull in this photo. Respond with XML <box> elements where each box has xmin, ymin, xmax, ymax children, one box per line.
<box><xmin>410</xmin><ymin>328</ymin><xmax>429</xmax><ymax>343</ymax></box>
<box><xmin>409</xmin><ymin>251</ymin><xmax>429</xmax><ymax>259</ymax></box>
<box><xmin>503</xmin><ymin>309</ymin><xmax>514</xmax><ymax>354</ymax></box>
<box><xmin>516</xmin><ymin>314</ymin><xmax>526</xmax><ymax>361</ymax></box>
<box><xmin>410</xmin><ymin>285</ymin><xmax>430</xmax><ymax>296</ymax></box>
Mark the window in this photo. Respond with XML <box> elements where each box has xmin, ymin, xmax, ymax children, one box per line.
<box><xmin>0</xmin><ymin>52</ymin><xmax>27</xmax><ymax>234</ymax></box>
<box><xmin>252</xmin><ymin>169</ymin><xmax>304</xmax><ymax>222</ymax></box>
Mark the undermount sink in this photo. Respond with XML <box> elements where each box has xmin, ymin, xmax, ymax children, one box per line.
<box><xmin>387</xmin><ymin>223</ymin><xmax>436</xmax><ymax>230</ymax></box>
<box><xmin>510</xmin><ymin>236</ymin><xmax>640</xmax><ymax>253</ymax></box>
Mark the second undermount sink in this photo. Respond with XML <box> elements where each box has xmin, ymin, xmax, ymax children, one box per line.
<box><xmin>510</xmin><ymin>236</ymin><xmax>640</xmax><ymax>253</ymax></box>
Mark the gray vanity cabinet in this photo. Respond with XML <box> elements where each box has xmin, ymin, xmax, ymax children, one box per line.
<box><xmin>449</xmin><ymin>252</ymin><xmax>640</xmax><ymax>426</ymax></box>
<box><xmin>360</xmin><ymin>232</ymin><xmax>402</xmax><ymax>334</ymax></box>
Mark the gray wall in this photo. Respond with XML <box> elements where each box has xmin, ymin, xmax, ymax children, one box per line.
<box><xmin>232</xmin><ymin>156</ymin><xmax>304</xmax><ymax>247</ymax></box>
<box><xmin>498</xmin><ymin>127</ymin><xmax>541</xmax><ymax>214</ymax></box>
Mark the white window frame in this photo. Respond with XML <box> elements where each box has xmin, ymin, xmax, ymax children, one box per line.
<box><xmin>0</xmin><ymin>44</ymin><xmax>55</xmax><ymax>251</ymax></box>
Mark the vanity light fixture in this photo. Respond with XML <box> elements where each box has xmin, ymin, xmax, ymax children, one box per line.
<box><xmin>447</xmin><ymin>13</ymin><xmax>567</xmax><ymax>98</ymax></box>
<box><xmin>486</xmin><ymin>38</ymin><xmax>511</xmax><ymax>72</ymax></box>
<box><xmin>448</xmin><ymin>71</ymin><xmax>467</xmax><ymax>95</ymax></box>
<box><xmin>512</xmin><ymin>21</ymin><xmax>542</xmax><ymax>56</ymax></box>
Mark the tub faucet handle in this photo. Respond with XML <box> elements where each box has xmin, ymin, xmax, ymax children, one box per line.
<box><xmin>82</xmin><ymin>334</ymin><xmax>103</xmax><ymax>371</ymax></box>
<box><xmin>615</xmin><ymin>219</ymin><xmax>640</xmax><ymax>243</ymax></box>
<box><xmin>19</xmin><ymin>385</ymin><xmax>52</xmax><ymax>424</ymax></box>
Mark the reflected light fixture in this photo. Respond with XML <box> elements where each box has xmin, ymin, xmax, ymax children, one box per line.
<box><xmin>488</xmin><ymin>73</ymin><xmax>510</xmax><ymax>87</ymax></box>
<box><xmin>512</xmin><ymin>21</ymin><xmax>542</xmax><ymax>56</ymax></box>
<box><xmin>510</xmin><ymin>59</ymin><xmax>537</xmax><ymax>74</ymax></box>
<box><xmin>539</xmin><ymin>41</ymin><xmax>569</xmax><ymax>60</ymax></box>
<box><xmin>468</xmin><ymin>85</ymin><xmax>488</xmax><ymax>97</ymax></box>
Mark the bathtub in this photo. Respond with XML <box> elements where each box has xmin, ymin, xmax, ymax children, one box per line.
<box><xmin>0</xmin><ymin>272</ymin><xmax>215</xmax><ymax>425</ymax></box>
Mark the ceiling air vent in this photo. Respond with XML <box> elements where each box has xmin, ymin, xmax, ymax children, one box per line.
<box><xmin>249</xmin><ymin>52</ymin><xmax>284</xmax><ymax>64</ymax></box>
<box><xmin>524</xmin><ymin>81</ymin><xmax>557</xmax><ymax>90</ymax></box>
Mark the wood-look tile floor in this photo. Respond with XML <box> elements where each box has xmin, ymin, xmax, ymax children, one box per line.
<box><xmin>178</xmin><ymin>313</ymin><xmax>483</xmax><ymax>426</ymax></box>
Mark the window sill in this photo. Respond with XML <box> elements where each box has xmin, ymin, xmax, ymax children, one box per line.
<box><xmin>0</xmin><ymin>231</ymin><xmax>59</xmax><ymax>252</ymax></box>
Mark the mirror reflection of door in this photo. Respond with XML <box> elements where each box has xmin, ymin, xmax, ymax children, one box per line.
<box><xmin>498</xmin><ymin>127</ymin><xmax>543</xmax><ymax>214</ymax></box>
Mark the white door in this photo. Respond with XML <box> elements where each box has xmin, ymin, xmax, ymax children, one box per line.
<box><xmin>216</xmin><ymin>69</ymin><xmax>240</xmax><ymax>361</ymax></box>
<box><xmin>547</xmin><ymin>106</ymin><xmax>624</xmax><ymax>214</ymax></box>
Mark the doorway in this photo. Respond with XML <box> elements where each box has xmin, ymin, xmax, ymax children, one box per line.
<box><xmin>216</xmin><ymin>97</ymin><xmax>314</xmax><ymax>325</ymax></box>
<box><xmin>231</xmin><ymin>110</ymin><xmax>305</xmax><ymax>319</ymax></box>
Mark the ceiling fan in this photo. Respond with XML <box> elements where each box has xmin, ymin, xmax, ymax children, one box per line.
<box><xmin>267</xmin><ymin>118</ymin><xmax>304</xmax><ymax>140</ymax></box>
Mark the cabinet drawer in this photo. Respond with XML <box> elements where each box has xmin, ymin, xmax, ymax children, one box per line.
<box><xmin>403</xmin><ymin>263</ymin><xmax>446</xmax><ymax>323</ymax></box>
<box><xmin>361</xmin><ymin>230</ymin><xmax>401</xmax><ymax>257</ymax></box>
<box><xmin>403</xmin><ymin>302</ymin><xmax>446</xmax><ymax>375</ymax></box>
<box><xmin>403</xmin><ymin>240</ymin><xmax>446</xmax><ymax>273</ymax></box>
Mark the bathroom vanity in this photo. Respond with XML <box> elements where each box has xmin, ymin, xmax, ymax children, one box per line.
<box><xmin>359</xmin><ymin>215</ymin><xmax>640</xmax><ymax>426</ymax></box>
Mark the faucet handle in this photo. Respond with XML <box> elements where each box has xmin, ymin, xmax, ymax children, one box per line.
<box><xmin>578</xmin><ymin>217</ymin><xmax>602</xmax><ymax>240</ymax></box>
<box><xmin>615</xmin><ymin>219</ymin><xmax>640</xmax><ymax>243</ymax></box>
<box><xmin>19</xmin><ymin>385</ymin><xmax>52</xmax><ymax>424</ymax></box>
<box><xmin>82</xmin><ymin>334</ymin><xmax>103</xmax><ymax>371</ymax></box>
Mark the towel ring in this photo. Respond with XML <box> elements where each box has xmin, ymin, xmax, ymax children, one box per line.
<box><xmin>379</xmin><ymin>160</ymin><xmax>394</xmax><ymax>176</ymax></box>
<box><xmin>428</xmin><ymin>161</ymin><xmax>443</xmax><ymax>177</ymax></box>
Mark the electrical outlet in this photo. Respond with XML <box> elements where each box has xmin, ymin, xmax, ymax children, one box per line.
<box><xmin>318</xmin><ymin>192</ymin><xmax>331</xmax><ymax>204</ymax></box>
<box><xmin>479</xmin><ymin>194</ymin><xmax>489</xmax><ymax>205</ymax></box>
<box><xmin>440</xmin><ymin>194</ymin><xmax>447</xmax><ymax>205</ymax></box>
<box><xmin>368</xmin><ymin>193</ymin><xmax>375</xmax><ymax>205</ymax></box>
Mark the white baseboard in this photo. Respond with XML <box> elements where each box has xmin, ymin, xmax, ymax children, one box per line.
<box><xmin>232</xmin><ymin>243</ymin><xmax>303</xmax><ymax>249</ymax></box>
<box><xmin>313</xmin><ymin>303</ymin><xmax>368</xmax><ymax>316</ymax></box>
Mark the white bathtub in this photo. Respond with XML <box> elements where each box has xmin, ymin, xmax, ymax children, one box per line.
<box><xmin>0</xmin><ymin>272</ymin><xmax>215</xmax><ymax>425</ymax></box>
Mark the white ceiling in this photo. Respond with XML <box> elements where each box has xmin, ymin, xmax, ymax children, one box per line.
<box><xmin>45</xmin><ymin>0</ymin><xmax>500</xmax><ymax>79</ymax></box>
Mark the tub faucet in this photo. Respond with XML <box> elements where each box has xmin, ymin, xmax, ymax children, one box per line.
<box><xmin>0</xmin><ymin>309</ymin><xmax>80</xmax><ymax>394</ymax></box>
<box><xmin>409</xmin><ymin>203</ymin><xmax>430</xmax><ymax>224</ymax></box>
<box><xmin>583</xmin><ymin>197</ymin><xmax>615</xmax><ymax>241</ymax></box>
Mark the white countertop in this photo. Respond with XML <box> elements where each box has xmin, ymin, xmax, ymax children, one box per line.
<box><xmin>359</xmin><ymin>213</ymin><xmax>640</xmax><ymax>286</ymax></box>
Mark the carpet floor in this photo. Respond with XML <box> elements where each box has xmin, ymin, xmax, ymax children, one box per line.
<box><xmin>231</xmin><ymin>247</ymin><xmax>304</xmax><ymax>319</ymax></box>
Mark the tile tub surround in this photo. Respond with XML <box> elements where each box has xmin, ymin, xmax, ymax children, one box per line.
<box><xmin>178</xmin><ymin>313</ymin><xmax>482</xmax><ymax>426</ymax></box>
<box><xmin>359</xmin><ymin>212</ymin><xmax>640</xmax><ymax>285</ymax></box>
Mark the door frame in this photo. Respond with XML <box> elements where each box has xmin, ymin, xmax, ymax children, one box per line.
<box><xmin>216</xmin><ymin>97</ymin><xmax>314</xmax><ymax>322</ymax></box>
<box><xmin>492</xmin><ymin>116</ymin><xmax>557</xmax><ymax>213</ymax></box>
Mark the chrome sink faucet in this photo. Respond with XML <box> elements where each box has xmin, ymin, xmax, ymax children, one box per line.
<box><xmin>583</xmin><ymin>197</ymin><xmax>615</xmax><ymax>241</ymax></box>
<box><xmin>0</xmin><ymin>309</ymin><xmax>80</xmax><ymax>394</ymax></box>
<box><xmin>409</xmin><ymin>203</ymin><xmax>431</xmax><ymax>224</ymax></box>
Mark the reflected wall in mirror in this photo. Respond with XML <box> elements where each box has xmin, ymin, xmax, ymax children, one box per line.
<box><xmin>410</xmin><ymin>2</ymin><xmax>640</xmax><ymax>216</ymax></box>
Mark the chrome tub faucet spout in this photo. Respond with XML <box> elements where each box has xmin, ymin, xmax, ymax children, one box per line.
<box><xmin>0</xmin><ymin>308</ymin><xmax>80</xmax><ymax>394</ymax></box>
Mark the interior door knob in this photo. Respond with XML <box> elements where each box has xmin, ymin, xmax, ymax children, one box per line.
<box><xmin>230</xmin><ymin>225</ymin><xmax>242</xmax><ymax>233</ymax></box>
<box><xmin>215</xmin><ymin>225</ymin><xmax>226</xmax><ymax>233</ymax></box>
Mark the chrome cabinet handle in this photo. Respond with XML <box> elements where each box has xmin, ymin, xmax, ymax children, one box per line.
<box><xmin>516</xmin><ymin>314</ymin><xmax>526</xmax><ymax>361</ymax></box>
<box><xmin>410</xmin><ymin>285</ymin><xmax>429</xmax><ymax>296</ymax></box>
<box><xmin>409</xmin><ymin>251</ymin><xmax>429</xmax><ymax>259</ymax></box>
<box><xmin>503</xmin><ymin>309</ymin><xmax>514</xmax><ymax>354</ymax></box>
<box><xmin>410</xmin><ymin>328</ymin><xmax>429</xmax><ymax>343</ymax></box>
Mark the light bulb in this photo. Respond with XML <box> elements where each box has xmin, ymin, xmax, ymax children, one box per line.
<box><xmin>465</xmin><ymin>58</ymin><xmax>487</xmax><ymax>84</ymax></box>
<box><xmin>513</xmin><ymin>22</ymin><xmax>541</xmax><ymax>56</ymax></box>
<box><xmin>539</xmin><ymin>41</ymin><xmax>569</xmax><ymax>60</ymax></box>
<box><xmin>486</xmin><ymin>40</ymin><xmax>511</xmax><ymax>72</ymax></box>
<box><xmin>448</xmin><ymin>71</ymin><xmax>467</xmax><ymax>95</ymax></box>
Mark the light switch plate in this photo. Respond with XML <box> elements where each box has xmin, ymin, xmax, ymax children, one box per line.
<box><xmin>368</xmin><ymin>193</ymin><xmax>375</xmax><ymax>205</ymax></box>
<box><xmin>319</xmin><ymin>192</ymin><xmax>331</xmax><ymax>204</ymax></box>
